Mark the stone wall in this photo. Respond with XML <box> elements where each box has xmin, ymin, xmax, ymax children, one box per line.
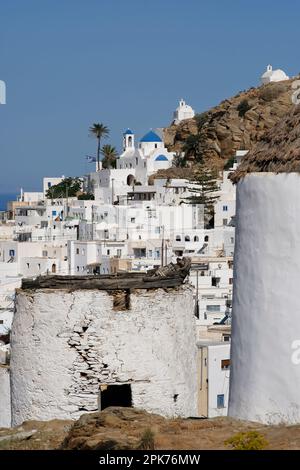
<box><xmin>0</xmin><ymin>366</ymin><xmax>11</xmax><ymax>427</ymax></box>
<box><xmin>11</xmin><ymin>285</ymin><xmax>197</xmax><ymax>426</ymax></box>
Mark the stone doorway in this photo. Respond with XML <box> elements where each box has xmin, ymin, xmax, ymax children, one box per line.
<box><xmin>99</xmin><ymin>384</ymin><xmax>132</xmax><ymax>411</ymax></box>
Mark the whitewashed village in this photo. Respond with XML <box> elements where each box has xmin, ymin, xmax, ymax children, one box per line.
<box><xmin>2</xmin><ymin>61</ymin><xmax>300</xmax><ymax>450</ymax></box>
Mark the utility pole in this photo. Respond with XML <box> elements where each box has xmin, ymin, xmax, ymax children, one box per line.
<box><xmin>111</xmin><ymin>178</ymin><xmax>115</xmax><ymax>204</ymax></box>
<box><xmin>161</xmin><ymin>225</ymin><xmax>165</xmax><ymax>267</ymax></box>
<box><xmin>165</xmin><ymin>239</ymin><xmax>168</xmax><ymax>265</ymax></box>
<box><xmin>91</xmin><ymin>205</ymin><xmax>94</xmax><ymax>241</ymax></box>
<box><xmin>66</xmin><ymin>185</ymin><xmax>69</xmax><ymax>219</ymax></box>
<box><xmin>194</xmin><ymin>269</ymin><xmax>200</xmax><ymax>318</ymax></box>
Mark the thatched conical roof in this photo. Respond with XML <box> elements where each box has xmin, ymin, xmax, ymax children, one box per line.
<box><xmin>231</xmin><ymin>104</ymin><xmax>300</xmax><ymax>183</ymax></box>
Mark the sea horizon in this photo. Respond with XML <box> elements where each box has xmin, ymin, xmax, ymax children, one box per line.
<box><xmin>0</xmin><ymin>193</ymin><xmax>17</xmax><ymax>211</ymax></box>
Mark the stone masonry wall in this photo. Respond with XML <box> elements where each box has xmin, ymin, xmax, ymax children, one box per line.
<box><xmin>11</xmin><ymin>285</ymin><xmax>197</xmax><ymax>426</ymax></box>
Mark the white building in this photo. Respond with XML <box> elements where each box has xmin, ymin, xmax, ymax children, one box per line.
<box><xmin>173</xmin><ymin>99</ymin><xmax>195</xmax><ymax>124</ymax></box>
<box><xmin>197</xmin><ymin>341</ymin><xmax>230</xmax><ymax>418</ymax></box>
<box><xmin>43</xmin><ymin>177</ymin><xmax>65</xmax><ymax>197</ymax></box>
<box><xmin>260</xmin><ymin>64</ymin><xmax>289</xmax><ymax>85</ymax></box>
<box><xmin>117</xmin><ymin>129</ymin><xmax>175</xmax><ymax>184</ymax></box>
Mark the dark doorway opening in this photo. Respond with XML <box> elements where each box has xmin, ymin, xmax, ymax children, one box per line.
<box><xmin>100</xmin><ymin>384</ymin><xmax>132</xmax><ymax>411</ymax></box>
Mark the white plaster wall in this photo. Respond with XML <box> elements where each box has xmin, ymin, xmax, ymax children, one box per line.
<box><xmin>0</xmin><ymin>367</ymin><xmax>11</xmax><ymax>427</ymax></box>
<box><xmin>229</xmin><ymin>173</ymin><xmax>300</xmax><ymax>424</ymax></box>
<box><xmin>207</xmin><ymin>344</ymin><xmax>230</xmax><ymax>418</ymax></box>
<box><xmin>11</xmin><ymin>285</ymin><xmax>197</xmax><ymax>425</ymax></box>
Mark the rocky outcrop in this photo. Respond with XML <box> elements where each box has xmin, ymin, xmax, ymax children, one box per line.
<box><xmin>164</xmin><ymin>78</ymin><xmax>299</xmax><ymax>170</ymax></box>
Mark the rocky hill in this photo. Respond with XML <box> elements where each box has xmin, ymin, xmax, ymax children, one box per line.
<box><xmin>1</xmin><ymin>407</ymin><xmax>300</xmax><ymax>450</ymax></box>
<box><xmin>164</xmin><ymin>78</ymin><xmax>299</xmax><ymax>170</ymax></box>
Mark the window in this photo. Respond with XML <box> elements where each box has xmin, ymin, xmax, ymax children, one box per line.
<box><xmin>136</xmin><ymin>158</ymin><xmax>138</xmax><ymax>165</ymax></box>
<box><xmin>38</xmin><ymin>263</ymin><xmax>41</xmax><ymax>270</ymax></box>
<box><xmin>148</xmin><ymin>250</ymin><xmax>153</xmax><ymax>257</ymax></box>
<box><xmin>223</xmin><ymin>335</ymin><xmax>230</xmax><ymax>342</ymax></box>
<box><xmin>194</xmin><ymin>236</ymin><xmax>199</xmax><ymax>242</ymax></box>
<box><xmin>82</xmin><ymin>249</ymin><xmax>85</xmax><ymax>255</ymax></box>
<box><xmin>230</xmin><ymin>237</ymin><xmax>234</xmax><ymax>244</ymax></box>
<box><xmin>76</xmin><ymin>266</ymin><xmax>80</xmax><ymax>272</ymax></box>
<box><xmin>204</xmin><ymin>235</ymin><xmax>209</xmax><ymax>242</ymax></box>
<box><xmin>217</xmin><ymin>394</ymin><xmax>225</xmax><ymax>408</ymax></box>
<box><xmin>130</xmin><ymin>218</ymin><xmax>135</xmax><ymax>223</ymax></box>
<box><xmin>155</xmin><ymin>227</ymin><xmax>160</xmax><ymax>234</ymax></box>
<box><xmin>176</xmin><ymin>235</ymin><xmax>181</xmax><ymax>241</ymax></box>
<box><xmin>48</xmin><ymin>182</ymin><xmax>51</xmax><ymax>188</ymax></box>
<box><xmin>26</xmin><ymin>263</ymin><xmax>30</xmax><ymax>269</ymax></box>
<box><xmin>223</xmin><ymin>205</ymin><xmax>228</xmax><ymax>212</ymax></box>
<box><xmin>221</xmin><ymin>359</ymin><xmax>230</xmax><ymax>370</ymax></box>
<box><xmin>117</xmin><ymin>249</ymin><xmax>122</xmax><ymax>258</ymax></box>
<box><xmin>207</xmin><ymin>305</ymin><xmax>221</xmax><ymax>312</ymax></box>
<box><xmin>52</xmin><ymin>210</ymin><xmax>57</xmax><ymax>216</ymax></box>
<box><xmin>223</xmin><ymin>219</ymin><xmax>228</xmax><ymax>226</ymax></box>
<box><xmin>76</xmin><ymin>248</ymin><xmax>80</xmax><ymax>255</ymax></box>
<box><xmin>229</xmin><ymin>278</ymin><xmax>233</xmax><ymax>285</ymax></box>
<box><xmin>185</xmin><ymin>235</ymin><xmax>190</xmax><ymax>242</ymax></box>
<box><xmin>211</xmin><ymin>277</ymin><xmax>220</xmax><ymax>287</ymax></box>
<box><xmin>9</xmin><ymin>249</ymin><xmax>15</xmax><ymax>257</ymax></box>
<box><xmin>155</xmin><ymin>144</ymin><xmax>157</xmax><ymax>148</ymax></box>
<box><xmin>42</xmin><ymin>250</ymin><xmax>48</xmax><ymax>257</ymax></box>
<box><xmin>107</xmin><ymin>249</ymin><xmax>110</xmax><ymax>255</ymax></box>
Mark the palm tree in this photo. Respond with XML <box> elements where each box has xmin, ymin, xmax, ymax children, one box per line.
<box><xmin>89</xmin><ymin>123</ymin><xmax>109</xmax><ymax>171</ymax></box>
<box><xmin>101</xmin><ymin>144</ymin><xmax>118</xmax><ymax>169</ymax></box>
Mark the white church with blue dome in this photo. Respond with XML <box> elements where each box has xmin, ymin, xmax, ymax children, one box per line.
<box><xmin>117</xmin><ymin>128</ymin><xmax>175</xmax><ymax>184</ymax></box>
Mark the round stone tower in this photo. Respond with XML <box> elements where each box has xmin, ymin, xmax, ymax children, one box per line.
<box><xmin>229</xmin><ymin>105</ymin><xmax>300</xmax><ymax>424</ymax></box>
<box><xmin>11</xmin><ymin>283</ymin><xmax>197</xmax><ymax>426</ymax></box>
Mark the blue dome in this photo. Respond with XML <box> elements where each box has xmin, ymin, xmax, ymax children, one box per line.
<box><xmin>124</xmin><ymin>128</ymin><xmax>133</xmax><ymax>135</ymax></box>
<box><xmin>155</xmin><ymin>154</ymin><xmax>168</xmax><ymax>161</ymax></box>
<box><xmin>140</xmin><ymin>130</ymin><xmax>162</xmax><ymax>143</ymax></box>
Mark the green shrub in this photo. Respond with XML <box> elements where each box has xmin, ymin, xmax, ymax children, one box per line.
<box><xmin>138</xmin><ymin>428</ymin><xmax>155</xmax><ymax>450</ymax></box>
<box><xmin>225</xmin><ymin>431</ymin><xmax>268</xmax><ymax>450</ymax></box>
<box><xmin>194</xmin><ymin>112</ymin><xmax>209</xmax><ymax>130</ymax></box>
<box><xmin>259</xmin><ymin>84</ymin><xmax>285</xmax><ymax>102</ymax></box>
<box><xmin>237</xmin><ymin>99</ymin><xmax>251</xmax><ymax>117</ymax></box>
<box><xmin>224</xmin><ymin>156</ymin><xmax>235</xmax><ymax>170</ymax></box>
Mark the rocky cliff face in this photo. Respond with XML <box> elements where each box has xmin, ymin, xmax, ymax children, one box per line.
<box><xmin>164</xmin><ymin>78</ymin><xmax>298</xmax><ymax>170</ymax></box>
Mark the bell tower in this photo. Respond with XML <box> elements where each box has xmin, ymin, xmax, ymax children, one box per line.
<box><xmin>123</xmin><ymin>129</ymin><xmax>135</xmax><ymax>152</ymax></box>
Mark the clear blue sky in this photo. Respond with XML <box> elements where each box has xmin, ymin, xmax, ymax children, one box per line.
<box><xmin>0</xmin><ymin>0</ymin><xmax>299</xmax><ymax>192</ymax></box>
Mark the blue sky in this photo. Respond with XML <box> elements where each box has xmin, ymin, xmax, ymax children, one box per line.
<box><xmin>0</xmin><ymin>0</ymin><xmax>299</xmax><ymax>192</ymax></box>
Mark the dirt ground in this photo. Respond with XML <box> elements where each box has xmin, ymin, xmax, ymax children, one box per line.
<box><xmin>1</xmin><ymin>407</ymin><xmax>300</xmax><ymax>450</ymax></box>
